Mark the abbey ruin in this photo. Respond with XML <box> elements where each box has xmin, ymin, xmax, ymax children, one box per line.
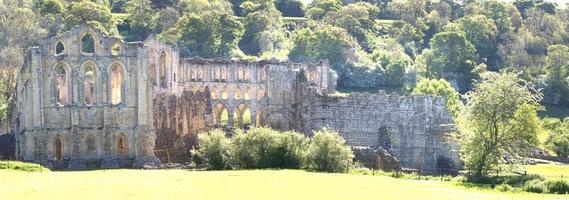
<box><xmin>13</xmin><ymin>25</ymin><xmax>460</xmax><ymax>173</ymax></box>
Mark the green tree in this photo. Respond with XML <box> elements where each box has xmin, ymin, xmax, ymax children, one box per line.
<box><xmin>458</xmin><ymin>73</ymin><xmax>542</xmax><ymax>178</ymax></box>
<box><xmin>275</xmin><ymin>0</ymin><xmax>305</xmax><ymax>17</ymax></box>
<box><xmin>239</xmin><ymin>0</ymin><xmax>289</xmax><ymax>58</ymax></box>
<box><xmin>124</xmin><ymin>0</ymin><xmax>156</xmax><ymax>41</ymax></box>
<box><xmin>65</xmin><ymin>0</ymin><xmax>118</xmax><ymax>35</ymax></box>
<box><xmin>546</xmin><ymin>133</ymin><xmax>569</xmax><ymax>158</ymax></box>
<box><xmin>159</xmin><ymin>0</ymin><xmax>242</xmax><ymax>58</ymax></box>
<box><xmin>322</xmin><ymin>2</ymin><xmax>381</xmax><ymax>52</ymax></box>
<box><xmin>545</xmin><ymin>45</ymin><xmax>569</xmax><ymax>89</ymax></box>
<box><xmin>412</xmin><ymin>78</ymin><xmax>462</xmax><ymax>119</ymax></box>
<box><xmin>444</xmin><ymin>15</ymin><xmax>498</xmax><ymax>68</ymax></box>
<box><xmin>306</xmin><ymin>0</ymin><xmax>341</xmax><ymax>20</ymax></box>
<box><xmin>415</xmin><ymin>31</ymin><xmax>481</xmax><ymax>91</ymax></box>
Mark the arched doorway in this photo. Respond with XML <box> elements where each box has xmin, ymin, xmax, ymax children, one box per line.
<box><xmin>54</xmin><ymin>136</ymin><xmax>63</xmax><ymax>160</ymax></box>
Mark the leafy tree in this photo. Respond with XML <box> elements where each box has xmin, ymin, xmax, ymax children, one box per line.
<box><xmin>322</xmin><ymin>2</ymin><xmax>381</xmax><ymax>52</ymax></box>
<box><xmin>545</xmin><ymin>45</ymin><xmax>569</xmax><ymax>90</ymax></box>
<box><xmin>465</xmin><ymin>1</ymin><xmax>515</xmax><ymax>37</ymax></box>
<box><xmin>546</xmin><ymin>133</ymin><xmax>569</xmax><ymax>158</ymax></box>
<box><xmin>415</xmin><ymin>31</ymin><xmax>481</xmax><ymax>91</ymax></box>
<box><xmin>36</xmin><ymin>0</ymin><xmax>65</xmax><ymax>15</ymax></box>
<box><xmin>444</xmin><ymin>15</ymin><xmax>498</xmax><ymax>69</ymax></box>
<box><xmin>275</xmin><ymin>0</ymin><xmax>305</xmax><ymax>17</ymax></box>
<box><xmin>289</xmin><ymin>25</ymin><xmax>358</xmax><ymax>70</ymax></box>
<box><xmin>239</xmin><ymin>0</ymin><xmax>289</xmax><ymax>58</ymax></box>
<box><xmin>306</xmin><ymin>0</ymin><xmax>341</xmax><ymax>20</ymax></box>
<box><xmin>124</xmin><ymin>0</ymin><xmax>156</xmax><ymax>41</ymax></box>
<box><xmin>458</xmin><ymin>73</ymin><xmax>542</xmax><ymax>178</ymax></box>
<box><xmin>159</xmin><ymin>0</ymin><xmax>243</xmax><ymax>58</ymax></box>
<box><xmin>66</xmin><ymin>0</ymin><xmax>118</xmax><ymax>35</ymax></box>
<box><xmin>413</xmin><ymin>78</ymin><xmax>462</xmax><ymax>119</ymax></box>
<box><xmin>543</xmin><ymin>45</ymin><xmax>569</xmax><ymax>105</ymax></box>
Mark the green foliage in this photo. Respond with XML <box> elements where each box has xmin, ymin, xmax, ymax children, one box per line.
<box><xmin>66</xmin><ymin>1</ymin><xmax>118</xmax><ymax>35</ymax></box>
<box><xmin>275</xmin><ymin>0</ymin><xmax>305</xmax><ymax>17</ymax></box>
<box><xmin>524</xmin><ymin>179</ymin><xmax>546</xmax><ymax>193</ymax></box>
<box><xmin>416</xmin><ymin>31</ymin><xmax>480</xmax><ymax>91</ymax></box>
<box><xmin>191</xmin><ymin>129</ymin><xmax>232</xmax><ymax>170</ymax></box>
<box><xmin>413</xmin><ymin>78</ymin><xmax>462</xmax><ymax>119</ymax></box>
<box><xmin>289</xmin><ymin>25</ymin><xmax>356</xmax><ymax>64</ymax></box>
<box><xmin>239</xmin><ymin>0</ymin><xmax>289</xmax><ymax>58</ymax></box>
<box><xmin>544</xmin><ymin>179</ymin><xmax>569</xmax><ymax>194</ymax></box>
<box><xmin>268</xmin><ymin>131</ymin><xmax>309</xmax><ymax>169</ymax></box>
<box><xmin>124</xmin><ymin>0</ymin><xmax>155</xmax><ymax>41</ymax></box>
<box><xmin>0</xmin><ymin>161</ymin><xmax>50</xmax><ymax>172</ymax></box>
<box><xmin>545</xmin><ymin>132</ymin><xmax>569</xmax><ymax>158</ymax></box>
<box><xmin>157</xmin><ymin>0</ymin><xmax>243</xmax><ymax>58</ymax></box>
<box><xmin>458</xmin><ymin>73</ymin><xmax>542</xmax><ymax>178</ymax></box>
<box><xmin>36</xmin><ymin>0</ymin><xmax>65</xmax><ymax>15</ymax></box>
<box><xmin>444</xmin><ymin>15</ymin><xmax>498</xmax><ymax>68</ymax></box>
<box><xmin>545</xmin><ymin>45</ymin><xmax>569</xmax><ymax>101</ymax></box>
<box><xmin>307</xmin><ymin>129</ymin><xmax>354</xmax><ymax>173</ymax></box>
<box><xmin>306</xmin><ymin>0</ymin><xmax>342</xmax><ymax>20</ymax></box>
<box><xmin>231</xmin><ymin>128</ymin><xmax>279</xmax><ymax>168</ymax></box>
<box><xmin>231</xmin><ymin>128</ymin><xmax>309</xmax><ymax>169</ymax></box>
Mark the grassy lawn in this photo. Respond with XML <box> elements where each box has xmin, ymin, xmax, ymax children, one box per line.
<box><xmin>0</xmin><ymin>169</ymin><xmax>565</xmax><ymax>200</ymax></box>
<box><xmin>525</xmin><ymin>164</ymin><xmax>569</xmax><ymax>179</ymax></box>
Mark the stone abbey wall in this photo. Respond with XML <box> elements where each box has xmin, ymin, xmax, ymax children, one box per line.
<box><xmin>303</xmin><ymin>92</ymin><xmax>460</xmax><ymax>173</ymax></box>
<box><xmin>14</xmin><ymin>25</ymin><xmax>460</xmax><ymax>173</ymax></box>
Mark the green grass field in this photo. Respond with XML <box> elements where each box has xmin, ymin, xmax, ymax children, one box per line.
<box><xmin>0</xmin><ymin>169</ymin><xmax>565</xmax><ymax>200</ymax></box>
<box><xmin>525</xmin><ymin>164</ymin><xmax>569</xmax><ymax>179</ymax></box>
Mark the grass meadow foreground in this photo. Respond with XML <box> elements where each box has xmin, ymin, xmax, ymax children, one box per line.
<box><xmin>0</xmin><ymin>169</ymin><xmax>566</xmax><ymax>200</ymax></box>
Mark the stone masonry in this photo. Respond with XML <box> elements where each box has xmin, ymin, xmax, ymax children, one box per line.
<box><xmin>14</xmin><ymin>25</ymin><xmax>460</xmax><ymax>173</ymax></box>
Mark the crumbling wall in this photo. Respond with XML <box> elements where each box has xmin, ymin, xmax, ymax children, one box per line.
<box><xmin>299</xmin><ymin>92</ymin><xmax>460</xmax><ymax>174</ymax></box>
<box><xmin>153</xmin><ymin>89</ymin><xmax>212</xmax><ymax>163</ymax></box>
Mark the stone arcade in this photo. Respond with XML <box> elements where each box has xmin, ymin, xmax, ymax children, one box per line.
<box><xmin>13</xmin><ymin>25</ymin><xmax>460</xmax><ymax>173</ymax></box>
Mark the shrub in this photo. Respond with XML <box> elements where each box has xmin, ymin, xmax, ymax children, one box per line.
<box><xmin>307</xmin><ymin>129</ymin><xmax>354</xmax><ymax>172</ymax></box>
<box><xmin>268</xmin><ymin>131</ymin><xmax>309</xmax><ymax>169</ymax></box>
<box><xmin>190</xmin><ymin>129</ymin><xmax>232</xmax><ymax>170</ymax></box>
<box><xmin>0</xmin><ymin>161</ymin><xmax>50</xmax><ymax>172</ymax></box>
<box><xmin>545</xmin><ymin>179</ymin><xmax>569</xmax><ymax>194</ymax></box>
<box><xmin>524</xmin><ymin>179</ymin><xmax>546</xmax><ymax>193</ymax></box>
<box><xmin>495</xmin><ymin>184</ymin><xmax>514</xmax><ymax>192</ymax></box>
<box><xmin>231</xmin><ymin>128</ymin><xmax>276</xmax><ymax>168</ymax></box>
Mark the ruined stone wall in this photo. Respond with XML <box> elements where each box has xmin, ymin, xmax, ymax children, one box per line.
<box><xmin>301</xmin><ymin>92</ymin><xmax>460</xmax><ymax>173</ymax></box>
<box><xmin>153</xmin><ymin>90</ymin><xmax>212</xmax><ymax>163</ymax></box>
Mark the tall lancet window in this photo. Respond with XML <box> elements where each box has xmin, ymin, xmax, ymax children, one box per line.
<box><xmin>84</xmin><ymin>65</ymin><xmax>96</xmax><ymax>105</ymax></box>
<box><xmin>55</xmin><ymin>64</ymin><xmax>68</xmax><ymax>106</ymax></box>
<box><xmin>111</xmin><ymin>64</ymin><xmax>123</xmax><ymax>105</ymax></box>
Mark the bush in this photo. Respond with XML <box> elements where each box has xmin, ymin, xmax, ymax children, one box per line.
<box><xmin>524</xmin><ymin>179</ymin><xmax>546</xmax><ymax>193</ymax></box>
<box><xmin>495</xmin><ymin>184</ymin><xmax>515</xmax><ymax>192</ymax></box>
<box><xmin>307</xmin><ymin>129</ymin><xmax>354</xmax><ymax>172</ymax></box>
<box><xmin>190</xmin><ymin>129</ymin><xmax>232</xmax><ymax>170</ymax></box>
<box><xmin>0</xmin><ymin>161</ymin><xmax>50</xmax><ymax>172</ymax></box>
<box><xmin>232</xmin><ymin>128</ymin><xmax>309</xmax><ymax>169</ymax></box>
<box><xmin>231</xmin><ymin>128</ymin><xmax>277</xmax><ymax>168</ymax></box>
<box><xmin>545</xmin><ymin>179</ymin><xmax>569</xmax><ymax>194</ymax></box>
<box><xmin>268</xmin><ymin>131</ymin><xmax>309</xmax><ymax>169</ymax></box>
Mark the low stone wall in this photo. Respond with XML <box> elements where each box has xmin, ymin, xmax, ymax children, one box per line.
<box><xmin>304</xmin><ymin>92</ymin><xmax>461</xmax><ymax>174</ymax></box>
